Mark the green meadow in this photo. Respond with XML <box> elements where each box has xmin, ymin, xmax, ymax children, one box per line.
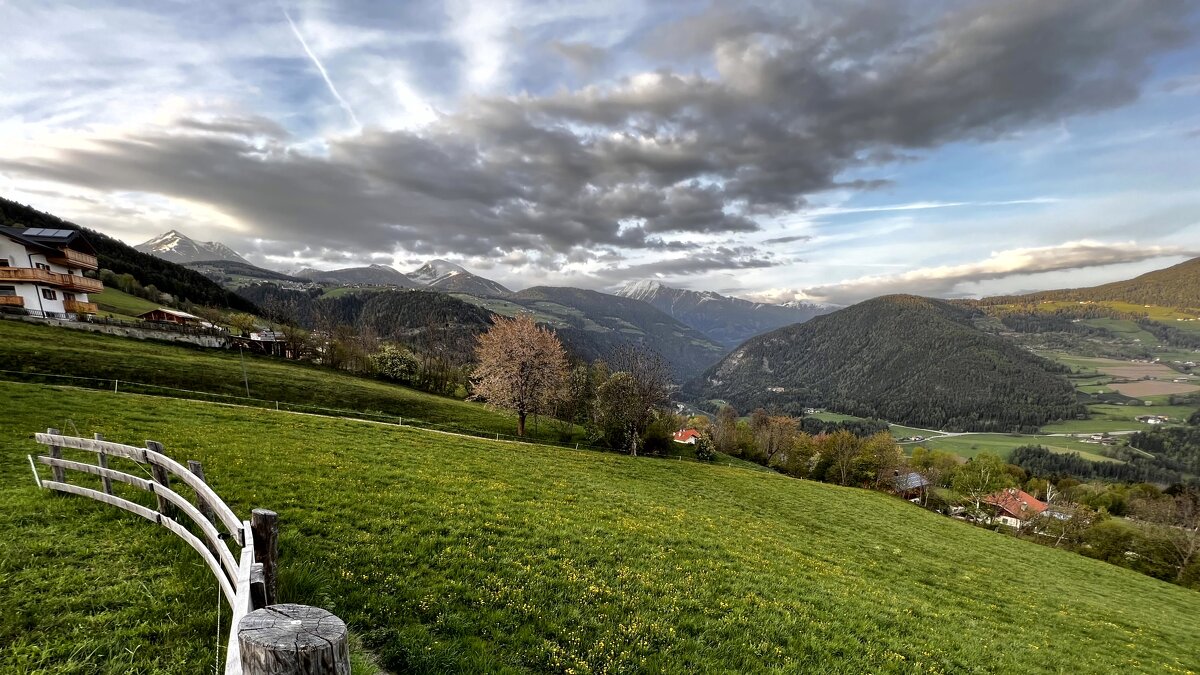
<box><xmin>3</xmin><ymin>381</ymin><xmax>1199</xmax><ymax>674</ymax></box>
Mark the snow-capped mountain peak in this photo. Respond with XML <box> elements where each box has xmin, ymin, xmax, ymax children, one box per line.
<box><xmin>135</xmin><ymin>230</ymin><xmax>250</xmax><ymax>265</ymax></box>
<box><xmin>408</xmin><ymin>259</ymin><xmax>469</xmax><ymax>286</ymax></box>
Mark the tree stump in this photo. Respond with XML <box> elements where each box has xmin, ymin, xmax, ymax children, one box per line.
<box><xmin>238</xmin><ymin>604</ymin><xmax>350</xmax><ymax>674</ymax></box>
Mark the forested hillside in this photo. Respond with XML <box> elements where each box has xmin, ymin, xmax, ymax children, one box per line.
<box><xmin>696</xmin><ymin>295</ymin><xmax>1083</xmax><ymax>431</ymax></box>
<box><xmin>981</xmin><ymin>257</ymin><xmax>1200</xmax><ymax>309</ymax></box>
<box><xmin>0</xmin><ymin>197</ymin><xmax>257</xmax><ymax>311</ymax></box>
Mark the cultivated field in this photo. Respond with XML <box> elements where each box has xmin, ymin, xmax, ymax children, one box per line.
<box><xmin>4</xmin><ymin>382</ymin><xmax>1199</xmax><ymax>673</ymax></box>
<box><xmin>1108</xmin><ymin>380</ymin><xmax>1200</xmax><ymax>397</ymax></box>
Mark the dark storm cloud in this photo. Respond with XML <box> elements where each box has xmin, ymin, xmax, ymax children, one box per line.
<box><xmin>0</xmin><ymin>0</ymin><xmax>1192</xmax><ymax>270</ymax></box>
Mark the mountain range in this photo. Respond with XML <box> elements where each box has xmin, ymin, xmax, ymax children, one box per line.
<box><xmin>617</xmin><ymin>279</ymin><xmax>832</xmax><ymax>347</ymax></box>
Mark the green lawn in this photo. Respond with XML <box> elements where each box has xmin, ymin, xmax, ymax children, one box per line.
<box><xmin>0</xmin><ymin>318</ymin><xmax>578</xmax><ymax>444</ymax></box>
<box><xmin>3</xmin><ymin>382</ymin><xmax>1199</xmax><ymax>673</ymax></box>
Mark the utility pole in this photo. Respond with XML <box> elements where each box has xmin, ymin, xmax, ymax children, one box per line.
<box><xmin>239</xmin><ymin>343</ymin><xmax>250</xmax><ymax>397</ymax></box>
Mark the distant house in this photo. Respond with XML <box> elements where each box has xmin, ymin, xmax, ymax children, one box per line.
<box><xmin>0</xmin><ymin>225</ymin><xmax>101</xmax><ymax>317</ymax></box>
<box><xmin>673</xmin><ymin>429</ymin><xmax>700</xmax><ymax>444</ymax></box>
<box><xmin>983</xmin><ymin>488</ymin><xmax>1047</xmax><ymax>530</ymax></box>
<box><xmin>891</xmin><ymin>472</ymin><xmax>931</xmax><ymax>500</ymax></box>
<box><xmin>1136</xmin><ymin>415</ymin><xmax>1168</xmax><ymax>425</ymax></box>
<box><xmin>138</xmin><ymin>307</ymin><xmax>206</xmax><ymax>326</ymax></box>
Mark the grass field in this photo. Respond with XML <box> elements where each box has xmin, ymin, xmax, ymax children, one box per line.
<box><xmin>913</xmin><ymin>434</ymin><xmax>1123</xmax><ymax>463</ymax></box>
<box><xmin>0</xmin><ymin>318</ymin><xmax>578</xmax><ymax>443</ymax></box>
<box><xmin>3</xmin><ymin>382</ymin><xmax>1199</xmax><ymax>673</ymax></box>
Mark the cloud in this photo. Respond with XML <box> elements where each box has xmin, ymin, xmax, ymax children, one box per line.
<box><xmin>0</xmin><ymin>0</ymin><xmax>1194</xmax><ymax>275</ymax></box>
<box><xmin>794</xmin><ymin>241</ymin><xmax>1199</xmax><ymax>304</ymax></box>
<box><xmin>762</xmin><ymin>234</ymin><xmax>811</xmax><ymax>245</ymax></box>
<box><xmin>280</xmin><ymin>3</ymin><xmax>362</xmax><ymax>129</ymax></box>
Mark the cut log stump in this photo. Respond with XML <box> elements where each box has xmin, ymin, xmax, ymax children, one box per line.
<box><xmin>238</xmin><ymin>604</ymin><xmax>350</xmax><ymax>675</ymax></box>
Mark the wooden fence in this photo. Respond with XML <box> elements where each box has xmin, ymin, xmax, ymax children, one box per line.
<box><xmin>27</xmin><ymin>429</ymin><xmax>348</xmax><ymax>674</ymax></box>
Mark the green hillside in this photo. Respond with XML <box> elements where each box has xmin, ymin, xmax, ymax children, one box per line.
<box><xmin>697</xmin><ymin>295</ymin><xmax>1083</xmax><ymax>431</ymax></box>
<box><xmin>985</xmin><ymin>257</ymin><xmax>1200</xmax><ymax>310</ymax></box>
<box><xmin>2</xmin><ymin>382</ymin><xmax>1198</xmax><ymax>673</ymax></box>
<box><xmin>0</xmin><ymin>318</ymin><xmax>566</xmax><ymax>442</ymax></box>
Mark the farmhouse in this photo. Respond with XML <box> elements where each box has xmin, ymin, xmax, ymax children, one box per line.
<box><xmin>983</xmin><ymin>488</ymin><xmax>1047</xmax><ymax>530</ymax></box>
<box><xmin>0</xmin><ymin>226</ymin><xmax>101</xmax><ymax>318</ymax></box>
<box><xmin>891</xmin><ymin>471</ymin><xmax>931</xmax><ymax>500</ymax></box>
<box><xmin>138</xmin><ymin>307</ymin><xmax>207</xmax><ymax>326</ymax></box>
<box><xmin>1136</xmin><ymin>415</ymin><xmax>1168</xmax><ymax>425</ymax></box>
<box><xmin>673</xmin><ymin>429</ymin><xmax>700</xmax><ymax>444</ymax></box>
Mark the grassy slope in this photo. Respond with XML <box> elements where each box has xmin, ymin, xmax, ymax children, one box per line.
<box><xmin>3</xmin><ymin>382</ymin><xmax>1198</xmax><ymax>674</ymax></box>
<box><xmin>0</xmin><ymin>318</ymin><xmax>575</xmax><ymax>443</ymax></box>
<box><xmin>91</xmin><ymin>286</ymin><xmax>164</xmax><ymax>320</ymax></box>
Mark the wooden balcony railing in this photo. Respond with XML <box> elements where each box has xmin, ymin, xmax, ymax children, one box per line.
<box><xmin>0</xmin><ymin>295</ymin><xmax>24</xmax><ymax>307</ymax></box>
<box><xmin>0</xmin><ymin>268</ymin><xmax>103</xmax><ymax>293</ymax></box>
<box><xmin>64</xmin><ymin>300</ymin><xmax>98</xmax><ymax>314</ymax></box>
<box><xmin>47</xmin><ymin>248</ymin><xmax>99</xmax><ymax>271</ymax></box>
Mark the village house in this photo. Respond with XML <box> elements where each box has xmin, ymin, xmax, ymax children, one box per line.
<box><xmin>0</xmin><ymin>226</ymin><xmax>102</xmax><ymax>318</ymax></box>
<box><xmin>983</xmin><ymin>488</ymin><xmax>1047</xmax><ymax>530</ymax></box>
<box><xmin>672</xmin><ymin>429</ymin><xmax>700</xmax><ymax>444</ymax></box>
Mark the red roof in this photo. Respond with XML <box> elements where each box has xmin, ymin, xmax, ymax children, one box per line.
<box><xmin>673</xmin><ymin>429</ymin><xmax>700</xmax><ymax>443</ymax></box>
<box><xmin>984</xmin><ymin>488</ymin><xmax>1047</xmax><ymax>520</ymax></box>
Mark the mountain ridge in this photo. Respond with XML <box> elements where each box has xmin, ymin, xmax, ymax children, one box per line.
<box><xmin>135</xmin><ymin>229</ymin><xmax>251</xmax><ymax>265</ymax></box>
<box><xmin>617</xmin><ymin>279</ymin><xmax>832</xmax><ymax>347</ymax></box>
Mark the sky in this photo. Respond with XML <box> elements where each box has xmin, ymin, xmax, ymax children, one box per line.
<box><xmin>1</xmin><ymin>0</ymin><xmax>1199</xmax><ymax>305</ymax></box>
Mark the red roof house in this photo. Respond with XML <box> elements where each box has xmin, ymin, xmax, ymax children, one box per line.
<box><xmin>984</xmin><ymin>488</ymin><xmax>1046</xmax><ymax>529</ymax></box>
<box><xmin>673</xmin><ymin>429</ymin><xmax>700</xmax><ymax>444</ymax></box>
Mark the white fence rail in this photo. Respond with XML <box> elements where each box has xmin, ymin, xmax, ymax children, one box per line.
<box><xmin>28</xmin><ymin>429</ymin><xmax>270</xmax><ymax>675</ymax></box>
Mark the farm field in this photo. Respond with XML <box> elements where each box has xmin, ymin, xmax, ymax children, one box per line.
<box><xmin>913</xmin><ymin>434</ymin><xmax>1123</xmax><ymax>463</ymax></box>
<box><xmin>3</xmin><ymin>382</ymin><xmax>1199</xmax><ymax>674</ymax></box>
<box><xmin>0</xmin><ymin>318</ymin><xmax>577</xmax><ymax>444</ymax></box>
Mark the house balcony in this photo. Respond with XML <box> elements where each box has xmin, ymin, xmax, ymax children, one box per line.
<box><xmin>64</xmin><ymin>299</ymin><xmax>98</xmax><ymax>314</ymax></box>
<box><xmin>0</xmin><ymin>268</ymin><xmax>104</xmax><ymax>293</ymax></box>
<box><xmin>0</xmin><ymin>295</ymin><xmax>24</xmax><ymax>307</ymax></box>
<box><xmin>47</xmin><ymin>248</ymin><xmax>99</xmax><ymax>271</ymax></box>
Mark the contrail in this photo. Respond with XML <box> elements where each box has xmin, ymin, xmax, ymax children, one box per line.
<box><xmin>280</xmin><ymin>4</ymin><xmax>362</xmax><ymax>129</ymax></box>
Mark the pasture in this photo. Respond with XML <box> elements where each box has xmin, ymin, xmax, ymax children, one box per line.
<box><xmin>2</xmin><ymin>381</ymin><xmax>1198</xmax><ymax>673</ymax></box>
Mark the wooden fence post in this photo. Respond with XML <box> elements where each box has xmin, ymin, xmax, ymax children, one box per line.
<box><xmin>47</xmin><ymin>428</ymin><xmax>65</xmax><ymax>483</ymax></box>
<box><xmin>95</xmin><ymin>433</ymin><xmax>113</xmax><ymax>495</ymax></box>
<box><xmin>146</xmin><ymin>440</ymin><xmax>174</xmax><ymax>518</ymax></box>
<box><xmin>250</xmin><ymin>563</ymin><xmax>267</xmax><ymax>610</ymax></box>
<box><xmin>187</xmin><ymin>460</ymin><xmax>216</xmax><ymax>525</ymax></box>
<box><xmin>251</xmin><ymin>509</ymin><xmax>279</xmax><ymax>606</ymax></box>
<box><xmin>238</xmin><ymin>604</ymin><xmax>350</xmax><ymax>674</ymax></box>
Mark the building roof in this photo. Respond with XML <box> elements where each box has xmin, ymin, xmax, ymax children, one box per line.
<box><xmin>0</xmin><ymin>226</ymin><xmax>96</xmax><ymax>255</ymax></box>
<box><xmin>673</xmin><ymin>429</ymin><xmax>700</xmax><ymax>443</ymax></box>
<box><xmin>984</xmin><ymin>488</ymin><xmax>1047</xmax><ymax>520</ymax></box>
<box><xmin>891</xmin><ymin>472</ymin><xmax>931</xmax><ymax>491</ymax></box>
<box><xmin>139</xmin><ymin>307</ymin><xmax>203</xmax><ymax>321</ymax></box>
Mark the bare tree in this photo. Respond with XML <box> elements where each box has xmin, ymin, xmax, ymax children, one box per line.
<box><xmin>472</xmin><ymin>314</ymin><xmax>569</xmax><ymax>436</ymax></box>
<box><xmin>952</xmin><ymin>453</ymin><xmax>1013</xmax><ymax>521</ymax></box>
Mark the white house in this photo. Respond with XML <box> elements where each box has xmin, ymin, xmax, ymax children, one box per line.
<box><xmin>0</xmin><ymin>226</ymin><xmax>102</xmax><ymax>318</ymax></box>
